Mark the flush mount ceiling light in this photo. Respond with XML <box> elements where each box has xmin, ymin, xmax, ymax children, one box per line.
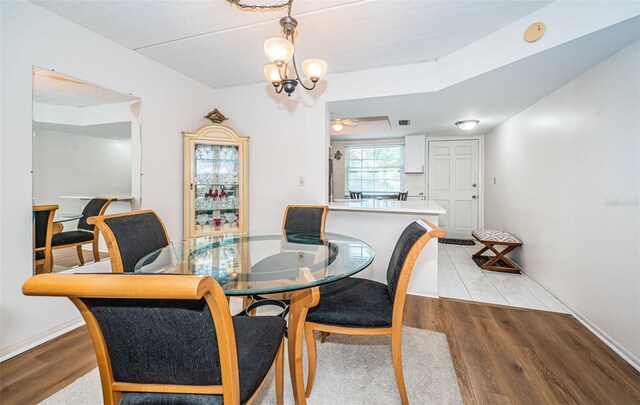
<box><xmin>455</xmin><ymin>120</ymin><xmax>480</xmax><ymax>131</ymax></box>
<box><xmin>227</xmin><ymin>0</ymin><xmax>327</xmax><ymax>97</ymax></box>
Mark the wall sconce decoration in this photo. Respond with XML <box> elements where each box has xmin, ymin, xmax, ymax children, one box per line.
<box><xmin>334</xmin><ymin>150</ymin><xmax>342</xmax><ymax>160</ymax></box>
<box><xmin>204</xmin><ymin>108</ymin><xmax>228</xmax><ymax>124</ymax></box>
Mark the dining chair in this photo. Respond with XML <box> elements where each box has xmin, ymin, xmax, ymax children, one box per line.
<box><xmin>282</xmin><ymin>205</ymin><xmax>328</xmax><ymax>235</ymax></box>
<box><xmin>303</xmin><ymin>219</ymin><xmax>444</xmax><ymax>404</ymax></box>
<box><xmin>349</xmin><ymin>191</ymin><xmax>363</xmax><ymax>200</ymax></box>
<box><xmin>33</xmin><ymin>205</ymin><xmax>59</xmax><ymax>274</ymax></box>
<box><xmin>51</xmin><ymin>197</ymin><xmax>117</xmax><ymax>266</ymax></box>
<box><xmin>22</xmin><ymin>273</ymin><xmax>285</xmax><ymax>405</ymax></box>
<box><xmin>397</xmin><ymin>191</ymin><xmax>408</xmax><ymax>201</ymax></box>
<box><xmin>87</xmin><ymin>209</ymin><xmax>170</xmax><ymax>273</ymax></box>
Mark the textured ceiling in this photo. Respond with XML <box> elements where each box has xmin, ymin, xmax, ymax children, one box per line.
<box><xmin>33</xmin><ymin>0</ymin><xmax>554</xmax><ymax>88</ymax></box>
<box><xmin>329</xmin><ymin>16</ymin><xmax>640</xmax><ymax>140</ymax></box>
<box><xmin>33</xmin><ymin>68</ymin><xmax>138</xmax><ymax>107</ymax></box>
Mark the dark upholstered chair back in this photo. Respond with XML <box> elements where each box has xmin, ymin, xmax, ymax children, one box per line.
<box><xmin>33</xmin><ymin>207</ymin><xmax>55</xmax><ymax>252</ymax></box>
<box><xmin>397</xmin><ymin>192</ymin><xmax>408</xmax><ymax>201</ymax></box>
<box><xmin>83</xmin><ymin>297</ymin><xmax>222</xmax><ymax>386</ymax></box>
<box><xmin>386</xmin><ymin>221</ymin><xmax>429</xmax><ymax>301</ymax></box>
<box><xmin>282</xmin><ymin>205</ymin><xmax>328</xmax><ymax>234</ymax></box>
<box><xmin>78</xmin><ymin>198</ymin><xmax>114</xmax><ymax>231</ymax></box>
<box><xmin>33</xmin><ymin>205</ymin><xmax>58</xmax><ymax>263</ymax></box>
<box><xmin>89</xmin><ymin>210</ymin><xmax>170</xmax><ymax>273</ymax></box>
<box><xmin>349</xmin><ymin>191</ymin><xmax>363</xmax><ymax>199</ymax></box>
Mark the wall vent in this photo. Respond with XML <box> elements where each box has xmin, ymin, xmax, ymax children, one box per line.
<box><xmin>397</xmin><ymin>120</ymin><xmax>411</xmax><ymax>126</ymax></box>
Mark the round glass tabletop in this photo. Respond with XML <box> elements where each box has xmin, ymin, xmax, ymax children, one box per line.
<box><xmin>134</xmin><ymin>232</ymin><xmax>375</xmax><ymax>296</ymax></box>
<box><xmin>54</xmin><ymin>214</ymin><xmax>83</xmax><ymax>223</ymax></box>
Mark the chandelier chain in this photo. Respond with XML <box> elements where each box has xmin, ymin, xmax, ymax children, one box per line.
<box><xmin>226</xmin><ymin>0</ymin><xmax>293</xmax><ymax>16</ymax></box>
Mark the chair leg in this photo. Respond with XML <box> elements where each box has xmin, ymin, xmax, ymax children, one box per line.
<box><xmin>76</xmin><ymin>246</ymin><xmax>85</xmax><ymax>266</ymax></box>
<box><xmin>93</xmin><ymin>239</ymin><xmax>100</xmax><ymax>262</ymax></box>
<box><xmin>276</xmin><ymin>339</ymin><xmax>284</xmax><ymax>405</ymax></box>
<box><xmin>320</xmin><ymin>331</ymin><xmax>330</xmax><ymax>343</ymax></box>
<box><xmin>304</xmin><ymin>324</ymin><xmax>318</xmax><ymax>398</ymax></box>
<box><xmin>391</xmin><ymin>330</ymin><xmax>409</xmax><ymax>405</ymax></box>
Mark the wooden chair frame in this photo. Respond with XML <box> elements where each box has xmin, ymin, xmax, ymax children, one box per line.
<box><xmin>303</xmin><ymin>219</ymin><xmax>445</xmax><ymax>404</ymax></box>
<box><xmin>87</xmin><ymin>209</ymin><xmax>171</xmax><ymax>273</ymax></box>
<box><xmin>33</xmin><ymin>205</ymin><xmax>59</xmax><ymax>274</ymax></box>
<box><xmin>51</xmin><ymin>198</ymin><xmax>117</xmax><ymax>266</ymax></box>
<box><xmin>22</xmin><ymin>274</ymin><xmax>284</xmax><ymax>405</ymax></box>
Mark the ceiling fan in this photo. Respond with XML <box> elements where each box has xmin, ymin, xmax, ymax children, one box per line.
<box><xmin>330</xmin><ymin>116</ymin><xmax>389</xmax><ymax>133</ymax></box>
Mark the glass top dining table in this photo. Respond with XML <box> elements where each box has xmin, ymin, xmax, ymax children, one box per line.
<box><xmin>134</xmin><ymin>232</ymin><xmax>375</xmax><ymax>296</ymax></box>
<box><xmin>134</xmin><ymin>231</ymin><xmax>374</xmax><ymax>405</ymax></box>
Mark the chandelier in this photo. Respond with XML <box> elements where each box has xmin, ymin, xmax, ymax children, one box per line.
<box><xmin>227</xmin><ymin>0</ymin><xmax>328</xmax><ymax>97</ymax></box>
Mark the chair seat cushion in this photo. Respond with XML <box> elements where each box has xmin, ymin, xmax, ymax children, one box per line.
<box><xmin>306</xmin><ymin>278</ymin><xmax>393</xmax><ymax>327</ymax></box>
<box><xmin>52</xmin><ymin>230</ymin><xmax>94</xmax><ymax>246</ymax></box>
<box><xmin>119</xmin><ymin>315</ymin><xmax>285</xmax><ymax>405</ymax></box>
<box><xmin>472</xmin><ymin>229</ymin><xmax>522</xmax><ymax>244</ymax></box>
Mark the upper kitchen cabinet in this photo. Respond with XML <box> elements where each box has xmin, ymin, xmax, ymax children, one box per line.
<box><xmin>404</xmin><ymin>135</ymin><xmax>425</xmax><ymax>173</ymax></box>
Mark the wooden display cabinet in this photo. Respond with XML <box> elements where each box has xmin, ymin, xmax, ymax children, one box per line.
<box><xmin>183</xmin><ymin>124</ymin><xmax>248</xmax><ymax>239</ymax></box>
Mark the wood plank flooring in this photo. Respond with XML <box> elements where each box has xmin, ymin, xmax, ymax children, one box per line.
<box><xmin>1</xmin><ymin>296</ymin><xmax>639</xmax><ymax>404</ymax></box>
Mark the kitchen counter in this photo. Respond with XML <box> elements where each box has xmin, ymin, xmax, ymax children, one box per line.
<box><xmin>328</xmin><ymin>199</ymin><xmax>446</xmax><ymax>215</ymax></box>
<box><xmin>326</xmin><ymin>199</ymin><xmax>446</xmax><ymax>298</ymax></box>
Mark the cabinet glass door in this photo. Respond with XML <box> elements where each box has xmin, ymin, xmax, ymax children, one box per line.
<box><xmin>192</xmin><ymin>142</ymin><xmax>241</xmax><ymax>235</ymax></box>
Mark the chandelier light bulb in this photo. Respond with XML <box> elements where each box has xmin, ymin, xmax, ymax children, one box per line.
<box><xmin>264</xmin><ymin>38</ymin><xmax>294</xmax><ymax>65</ymax></box>
<box><xmin>302</xmin><ymin>59</ymin><xmax>328</xmax><ymax>82</ymax></box>
<box><xmin>331</xmin><ymin>122</ymin><xmax>344</xmax><ymax>132</ymax></box>
<box><xmin>455</xmin><ymin>120</ymin><xmax>480</xmax><ymax>131</ymax></box>
<box><xmin>264</xmin><ymin>63</ymin><xmax>287</xmax><ymax>85</ymax></box>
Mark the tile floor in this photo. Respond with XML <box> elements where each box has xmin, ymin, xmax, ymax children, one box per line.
<box><xmin>438</xmin><ymin>241</ymin><xmax>570</xmax><ymax>313</ymax></box>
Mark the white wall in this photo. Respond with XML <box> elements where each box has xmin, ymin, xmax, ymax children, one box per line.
<box><xmin>215</xmin><ymin>2</ymin><xmax>637</xmax><ymax>234</ymax></box>
<box><xmin>484</xmin><ymin>40</ymin><xmax>640</xmax><ymax>365</ymax></box>
<box><xmin>0</xmin><ymin>1</ymin><xmax>217</xmax><ymax>355</ymax></box>
<box><xmin>330</xmin><ymin>138</ymin><xmax>426</xmax><ymax>198</ymax></box>
<box><xmin>32</xmin><ymin>129</ymin><xmax>132</xmax><ymax>211</ymax></box>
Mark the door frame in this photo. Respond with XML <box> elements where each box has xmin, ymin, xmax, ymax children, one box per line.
<box><xmin>426</xmin><ymin>135</ymin><xmax>484</xmax><ymax>231</ymax></box>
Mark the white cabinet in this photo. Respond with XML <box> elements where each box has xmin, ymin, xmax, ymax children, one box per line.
<box><xmin>404</xmin><ymin>135</ymin><xmax>425</xmax><ymax>173</ymax></box>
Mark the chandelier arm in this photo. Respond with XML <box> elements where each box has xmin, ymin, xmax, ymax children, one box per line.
<box><xmin>275</xmin><ymin>85</ymin><xmax>284</xmax><ymax>94</ymax></box>
<box><xmin>290</xmin><ymin>51</ymin><xmax>316</xmax><ymax>91</ymax></box>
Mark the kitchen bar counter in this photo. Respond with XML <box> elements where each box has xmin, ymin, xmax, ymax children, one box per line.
<box><xmin>328</xmin><ymin>199</ymin><xmax>446</xmax><ymax>215</ymax></box>
<box><xmin>326</xmin><ymin>199</ymin><xmax>446</xmax><ymax>298</ymax></box>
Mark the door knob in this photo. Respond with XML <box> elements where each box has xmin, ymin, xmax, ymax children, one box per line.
<box><xmin>472</xmin><ymin>183</ymin><xmax>477</xmax><ymax>187</ymax></box>
<box><xmin>472</xmin><ymin>195</ymin><xmax>478</xmax><ymax>199</ymax></box>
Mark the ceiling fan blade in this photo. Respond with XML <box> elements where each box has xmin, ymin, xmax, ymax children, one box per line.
<box><xmin>342</xmin><ymin>120</ymin><xmax>359</xmax><ymax>126</ymax></box>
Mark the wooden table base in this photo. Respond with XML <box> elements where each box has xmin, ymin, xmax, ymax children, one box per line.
<box><xmin>472</xmin><ymin>240</ymin><xmax>522</xmax><ymax>273</ymax></box>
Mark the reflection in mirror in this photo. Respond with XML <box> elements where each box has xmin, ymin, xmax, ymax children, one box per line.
<box><xmin>32</xmin><ymin>67</ymin><xmax>141</xmax><ymax>274</ymax></box>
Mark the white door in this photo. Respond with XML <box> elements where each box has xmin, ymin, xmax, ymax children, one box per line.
<box><xmin>428</xmin><ymin>140</ymin><xmax>479</xmax><ymax>239</ymax></box>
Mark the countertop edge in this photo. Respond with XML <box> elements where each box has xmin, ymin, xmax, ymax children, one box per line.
<box><xmin>328</xmin><ymin>205</ymin><xmax>446</xmax><ymax>215</ymax></box>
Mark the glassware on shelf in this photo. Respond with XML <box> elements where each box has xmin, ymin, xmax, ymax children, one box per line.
<box><xmin>196</xmin><ymin>214</ymin><xmax>208</xmax><ymax>230</ymax></box>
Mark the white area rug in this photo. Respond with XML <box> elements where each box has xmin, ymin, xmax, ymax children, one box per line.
<box><xmin>40</xmin><ymin>326</ymin><xmax>462</xmax><ymax>405</ymax></box>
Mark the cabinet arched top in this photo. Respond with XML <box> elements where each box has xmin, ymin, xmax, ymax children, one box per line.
<box><xmin>183</xmin><ymin>124</ymin><xmax>249</xmax><ymax>141</ymax></box>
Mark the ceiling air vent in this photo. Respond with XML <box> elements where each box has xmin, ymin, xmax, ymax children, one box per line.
<box><xmin>397</xmin><ymin>120</ymin><xmax>411</xmax><ymax>126</ymax></box>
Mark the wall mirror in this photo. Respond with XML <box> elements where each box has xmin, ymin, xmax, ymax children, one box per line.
<box><xmin>32</xmin><ymin>67</ymin><xmax>141</xmax><ymax>274</ymax></box>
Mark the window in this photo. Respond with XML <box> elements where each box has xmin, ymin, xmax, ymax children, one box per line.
<box><xmin>345</xmin><ymin>144</ymin><xmax>404</xmax><ymax>196</ymax></box>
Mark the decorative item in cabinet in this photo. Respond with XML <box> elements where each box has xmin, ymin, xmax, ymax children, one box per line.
<box><xmin>183</xmin><ymin>124</ymin><xmax>248</xmax><ymax>239</ymax></box>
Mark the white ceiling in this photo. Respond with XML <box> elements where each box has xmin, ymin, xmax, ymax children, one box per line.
<box><xmin>329</xmin><ymin>16</ymin><xmax>640</xmax><ymax>140</ymax></box>
<box><xmin>33</xmin><ymin>121</ymin><xmax>133</xmax><ymax>141</ymax></box>
<box><xmin>33</xmin><ymin>68</ymin><xmax>138</xmax><ymax>107</ymax></box>
<box><xmin>33</xmin><ymin>0</ymin><xmax>554</xmax><ymax>89</ymax></box>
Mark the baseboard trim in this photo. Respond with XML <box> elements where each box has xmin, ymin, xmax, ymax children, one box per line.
<box><xmin>514</xmin><ymin>260</ymin><xmax>640</xmax><ymax>372</ymax></box>
<box><xmin>0</xmin><ymin>318</ymin><xmax>85</xmax><ymax>362</ymax></box>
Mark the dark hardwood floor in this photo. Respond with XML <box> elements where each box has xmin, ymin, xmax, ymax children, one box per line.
<box><xmin>1</xmin><ymin>296</ymin><xmax>639</xmax><ymax>404</ymax></box>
